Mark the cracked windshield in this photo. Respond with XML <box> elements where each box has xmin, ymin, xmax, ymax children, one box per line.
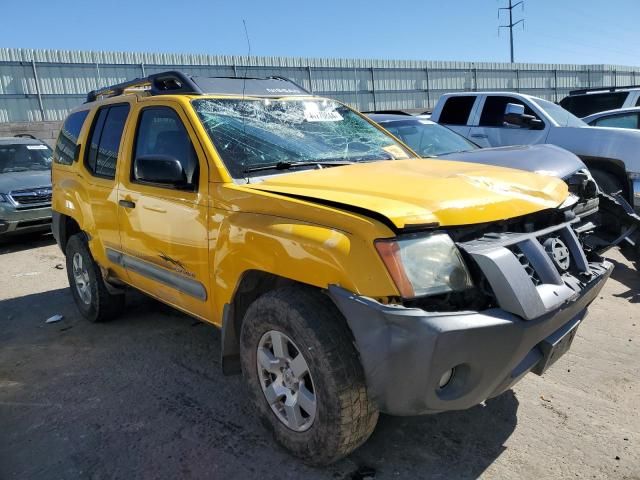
<box><xmin>193</xmin><ymin>98</ymin><xmax>410</xmax><ymax>178</ymax></box>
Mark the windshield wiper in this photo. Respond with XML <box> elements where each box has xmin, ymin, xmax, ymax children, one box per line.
<box><xmin>2</xmin><ymin>167</ymin><xmax>29</xmax><ymax>172</ymax></box>
<box><xmin>243</xmin><ymin>160</ymin><xmax>354</xmax><ymax>173</ymax></box>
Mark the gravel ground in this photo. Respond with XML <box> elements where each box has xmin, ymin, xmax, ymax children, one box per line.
<box><xmin>0</xmin><ymin>233</ymin><xmax>638</xmax><ymax>480</ymax></box>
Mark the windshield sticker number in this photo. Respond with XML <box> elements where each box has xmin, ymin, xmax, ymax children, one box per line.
<box><xmin>27</xmin><ymin>145</ymin><xmax>48</xmax><ymax>150</ymax></box>
<box><xmin>304</xmin><ymin>110</ymin><xmax>343</xmax><ymax>122</ymax></box>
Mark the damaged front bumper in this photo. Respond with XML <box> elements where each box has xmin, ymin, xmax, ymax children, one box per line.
<box><xmin>329</xmin><ymin>221</ymin><xmax>612</xmax><ymax>416</ymax></box>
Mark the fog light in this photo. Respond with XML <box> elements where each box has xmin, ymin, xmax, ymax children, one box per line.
<box><xmin>438</xmin><ymin>368</ymin><xmax>454</xmax><ymax>388</ymax></box>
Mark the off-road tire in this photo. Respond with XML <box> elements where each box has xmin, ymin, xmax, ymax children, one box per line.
<box><xmin>239</xmin><ymin>286</ymin><xmax>379</xmax><ymax>465</ymax></box>
<box><xmin>65</xmin><ymin>233</ymin><xmax>124</xmax><ymax>322</ymax></box>
<box><xmin>592</xmin><ymin>168</ymin><xmax>625</xmax><ymax>196</ymax></box>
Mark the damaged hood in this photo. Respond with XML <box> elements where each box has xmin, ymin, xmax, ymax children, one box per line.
<box><xmin>0</xmin><ymin>170</ymin><xmax>51</xmax><ymax>194</ymax></box>
<box><xmin>438</xmin><ymin>144</ymin><xmax>586</xmax><ymax>180</ymax></box>
<box><xmin>246</xmin><ymin>159</ymin><xmax>568</xmax><ymax>229</ymax></box>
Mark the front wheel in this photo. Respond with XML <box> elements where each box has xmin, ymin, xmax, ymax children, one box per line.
<box><xmin>65</xmin><ymin>233</ymin><xmax>124</xmax><ymax>322</ymax></box>
<box><xmin>240</xmin><ymin>286</ymin><xmax>379</xmax><ymax>465</ymax></box>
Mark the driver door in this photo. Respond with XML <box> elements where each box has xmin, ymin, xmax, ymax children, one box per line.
<box><xmin>469</xmin><ymin>95</ymin><xmax>549</xmax><ymax>148</ymax></box>
<box><xmin>116</xmin><ymin>102</ymin><xmax>211</xmax><ymax>320</ymax></box>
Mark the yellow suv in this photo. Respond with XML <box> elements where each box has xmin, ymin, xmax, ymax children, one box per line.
<box><xmin>51</xmin><ymin>71</ymin><xmax>612</xmax><ymax>465</ymax></box>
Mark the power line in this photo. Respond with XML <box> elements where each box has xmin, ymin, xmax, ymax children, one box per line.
<box><xmin>499</xmin><ymin>0</ymin><xmax>524</xmax><ymax>63</ymax></box>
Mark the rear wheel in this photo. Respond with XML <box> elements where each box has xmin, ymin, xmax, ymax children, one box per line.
<box><xmin>65</xmin><ymin>233</ymin><xmax>124</xmax><ymax>322</ymax></box>
<box><xmin>239</xmin><ymin>286</ymin><xmax>378</xmax><ymax>465</ymax></box>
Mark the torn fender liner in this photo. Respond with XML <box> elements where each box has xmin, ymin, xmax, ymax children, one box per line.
<box><xmin>584</xmin><ymin>191</ymin><xmax>640</xmax><ymax>258</ymax></box>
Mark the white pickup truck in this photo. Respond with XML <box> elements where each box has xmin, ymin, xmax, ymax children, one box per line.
<box><xmin>430</xmin><ymin>92</ymin><xmax>640</xmax><ymax>212</ymax></box>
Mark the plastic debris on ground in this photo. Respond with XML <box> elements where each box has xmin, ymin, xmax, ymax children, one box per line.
<box><xmin>45</xmin><ymin>314</ymin><xmax>64</xmax><ymax>324</ymax></box>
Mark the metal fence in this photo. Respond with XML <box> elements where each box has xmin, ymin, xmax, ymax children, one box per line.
<box><xmin>2</xmin><ymin>48</ymin><xmax>640</xmax><ymax>123</ymax></box>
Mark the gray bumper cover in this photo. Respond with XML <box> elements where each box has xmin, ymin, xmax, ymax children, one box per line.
<box><xmin>329</xmin><ymin>221</ymin><xmax>612</xmax><ymax>416</ymax></box>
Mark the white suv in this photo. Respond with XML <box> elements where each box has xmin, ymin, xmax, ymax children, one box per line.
<box><xmin>430</xmin><ymin>91</ymin><xmax>640</xmax><ymax>212</ymax></box>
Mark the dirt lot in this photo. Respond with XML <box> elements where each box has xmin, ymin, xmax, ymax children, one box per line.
<box><xmin>0</xmin><ymin>233</ymin><xmax>638</xmax><ymax>479</ymax></box>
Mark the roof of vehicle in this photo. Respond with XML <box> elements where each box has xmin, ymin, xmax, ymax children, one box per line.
<box><xmin>439</xmin><ymin>91</ymin><xmax>542</xmax><ymax>103</ymax></box>
<box><xmin>367</xmin><ymin>113</ymin><xmax>435</xmax><ymax>125</ymax></box>
<box><xmin>568</xmin><ymin>85</ymin><xmax>640</xmax><ymax>96</ymax></box>
<box><xmin>85</xmin><ymin>70</ymin><xmax>312</xmax><ymax>103</ymax></box>
<box><xmin>0</xmin><ymin>137</ymin><xmax>49</xmax><ymax>146</ymax></box>
<box><xmin>582</xmin><ymin>106</ymin><xmax>640</xmax><ymax>123</ymax></box>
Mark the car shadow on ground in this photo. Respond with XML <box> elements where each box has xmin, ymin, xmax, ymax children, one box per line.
<box><xmin>1</xmin><ymin>287</ymin><xmax>518</xmax><ymax>480</ymax></box>
<box><xmin>0</xmin><ymin>232</ymin><xmax>55</xmax><ymax>255</ymax></box>
<box><xmin>609</xmin><ymin>256</ymin><xmax>640</xmax><ymax>303</ymax></box>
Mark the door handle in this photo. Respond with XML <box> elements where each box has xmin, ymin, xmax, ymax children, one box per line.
<box><xmin>119</xmin><ymin>199</ymin><xmax>136</xmax><ymax>209</ymax></box>
<box><xmin>471</xmin><ymin>134</ymin><xmax>488</xmax><ymax>139</ymax></box>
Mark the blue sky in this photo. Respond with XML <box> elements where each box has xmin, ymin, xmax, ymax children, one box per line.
<box><xmin>3</xmin><ymin>0</ymin><xmax>639</xmax><ymax>65</ymax></box>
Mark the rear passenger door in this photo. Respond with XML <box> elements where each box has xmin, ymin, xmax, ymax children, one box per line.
<box><xmin>80</xmin><ymin>103</ymin><xmax>130</xmax><ymax>277</ymax></box>
<box><xmin>468</xmin><ymin>95</ymin><xmax>548</xmax><ymax>148</ymax></box>
<box><xmin>116</xmin><ymin>102</ymin><xmax>211</xmax><ymax>319</ymax></box>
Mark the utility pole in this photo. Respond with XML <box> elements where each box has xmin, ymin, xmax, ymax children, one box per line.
<box><xmin>499</xmin><ymin>0</ymin><xmax>524</xmax><ymax>63</ymax></box>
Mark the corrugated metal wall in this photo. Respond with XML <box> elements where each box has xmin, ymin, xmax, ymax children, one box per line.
<box><xmin>2</xmin><ymin>48</ymin><xmax>640</xmax><ymax>122</ymax></box>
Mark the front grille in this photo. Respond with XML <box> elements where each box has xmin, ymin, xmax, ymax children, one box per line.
<box><xmin>8</xmin><ymin>187</ymin><xmax>52</xmax><ymax>207</ymax></box>
<box><xmin>511</xmin><ymin>247</ymin><xmax>542</xmax><ymax>286</ymax></box>
<box><xmin>458</xmin><ymin>222</ymin><xmax>593</xmax><ymax>321</ymax></box>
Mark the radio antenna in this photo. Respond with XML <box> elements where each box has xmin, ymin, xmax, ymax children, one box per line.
<box><xmin>241</xmin><ymin>19</ymin><xmax>251</xmax><ymax>183</ymax></box>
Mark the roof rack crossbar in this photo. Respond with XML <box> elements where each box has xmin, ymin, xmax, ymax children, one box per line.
<box><xmin>569</xmin><ymin>84</ymin><xmax>640</xmax><ymax>95</ymax></box>
<box><xmin>85</xmin><ymin>70</ymin><xmax>312</xmax><ymax>103</ymax></box>
<box><xmin>86</xmin><ymin>71</ymin><xmax>202</xmax><ymax>103</ymax></box>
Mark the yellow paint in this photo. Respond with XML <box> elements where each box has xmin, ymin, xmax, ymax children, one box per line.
<box><xmin>53</xmin><ymin>91</ymin><xmax>569</xmax><ymax>327</ymax></box>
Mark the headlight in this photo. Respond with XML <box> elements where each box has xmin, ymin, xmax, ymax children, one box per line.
<box><xmin>0</xmin><ymin>193</ymin><xmax>8</xmax><ymax>203</ymax></box>
<box><xmin>375</xmin><ymin>232</ymin><xmax>473</xmax><ymax>298</ymax></box>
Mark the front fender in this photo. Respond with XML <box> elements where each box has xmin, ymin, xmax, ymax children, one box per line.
<box><xmin>209</xmin><ymin>209</ymin><xmax>399</xmax><ymax>320</ymax></box>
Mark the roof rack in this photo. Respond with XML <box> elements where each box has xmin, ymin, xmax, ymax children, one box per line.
<box><xmin>85</xmin><ymin>70</ymin><xmax>312</xmax><ymax>103</ymax></box>
<box><xmin>569</xmin><ymin>84</ymin><xmax>640</xmax><ymax>95</ymax></box>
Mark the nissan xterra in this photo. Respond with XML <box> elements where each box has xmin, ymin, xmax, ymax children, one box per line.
<box><xmin>51</xmin><ymin>71</ymin><xmax>612</xmax><ymax>465</ymax></box>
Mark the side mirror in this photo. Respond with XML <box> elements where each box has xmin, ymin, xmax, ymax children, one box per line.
<box><xmin>528</xmin><ymin>118</ymin><xmax>545</xmax><ymax>130</ymax></box>
<box><xmin>134</xmin><ymin>155</ymin><xmax>187</xmax><ymax>187</ymax></box>
<box><xmin>503</xmin><ymin>103</ymin><xmax>526</xmax><ymax>126</ymax></box>
<box><xmin>503</xmin><ymin>102</ymin><xmax>544</xmax><ymax>130</ymax></box>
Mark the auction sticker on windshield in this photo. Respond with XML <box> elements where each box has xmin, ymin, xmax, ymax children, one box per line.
<box><xmin>304</xmin><ymin>110</ymin><xmax>343</xmax><ymax>122</ymax></box>
<box><xmin>27</xmin><ymin>145</ymin><xmax>49</xmax><ymax>150</ymax></box>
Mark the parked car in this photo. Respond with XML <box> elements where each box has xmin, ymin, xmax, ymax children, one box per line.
<box><xmin>368</xmin><ymin>113</ymin><xmax>640</xmax><ymax>256</ymax></box>
<box><xmin>0</xmin><ymin>136</ymin><xmax>53</xmax><ymax>236</ymax></box>
<box><xmin>583</xmin><ymin>107</ymin><xmax>640</xmax><ymax>129</ymax></box>
<box><xmin>560</xmin><ymin>86</ymin><xmax>640</xmax><ymax>118</ymax></box>
<box><xmin>430</xmin><ymin>92</ymin><xmax>640</xmax><ymax>210</ymax></box>
<box><xmin>52</xmin><ymin>71</ymin><xmax>612</xmax><ymax>465</ymax></box>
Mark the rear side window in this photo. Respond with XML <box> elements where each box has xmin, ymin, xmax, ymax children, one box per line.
<box><xmin>85</xmin><ymin>104</ymin><xmax>130</xmax><ymax>179</ymax></box>
<box><xmin>479</xmin><ymin>96</ymin><xmax>539</xmax><ymax>127</ymax></box>
<box><xmin>593</xmin><ymin>113</ymin><xmax>639</xmax><ymax>129</ymax></box>
<box><xmin>54</xmin><ymin>110</ymin><xmax>89</xmax><ymax>165</ymax></box>
<box><xmin>439</xmin><ymin>96</ymin><xmax>476</xmax><ymax>125</ymax></box>
<box><xmin>133</xmin><ymin>107</ymin><xmax>199</xmax><ymax>189</ymax></box>
<box><xmin>560</xmin><ymin>92</ymin><xmax>627</xmax><ymax>118</ymax></box>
